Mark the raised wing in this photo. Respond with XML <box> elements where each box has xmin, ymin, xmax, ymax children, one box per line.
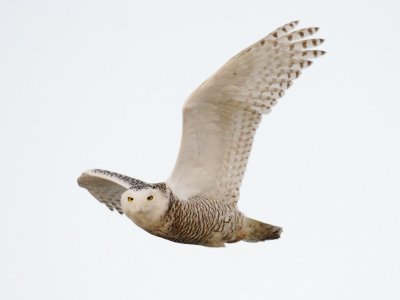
<box><xmin>167</xmin><ymin>21</ymin><xmax>325</xmax><ymax>204</ymax></box>
<box><xmin>78</xmin><ymin>169</ymin><xmax>147</xmax><ymax>213</ymax></box>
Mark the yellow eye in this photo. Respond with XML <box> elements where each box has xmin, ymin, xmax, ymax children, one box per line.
<box><xmin>127</xmin><ymin>197</ymin><xmax>134</xmax><ymax>202</ymax></box>
<box><xmin>147</xmin><ymin>195</ymin><xmax>153</xmax><ymax>201</ymax></box>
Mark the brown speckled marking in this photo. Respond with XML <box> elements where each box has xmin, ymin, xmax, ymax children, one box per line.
<box><xmin>155</xmin><ymin>194</ymin><xmax>244</xmax><ymax>246</ymax></box>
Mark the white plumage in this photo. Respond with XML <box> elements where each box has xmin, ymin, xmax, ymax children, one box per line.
<box><xmin>168</xmin><ymin>21</ymin><xmax>323</xmax><ymax>203</ymax></box>
<box><xmin>78</xmin><ymin>21</ymin><xmax>325</xmax><ymax>247</ymax></box>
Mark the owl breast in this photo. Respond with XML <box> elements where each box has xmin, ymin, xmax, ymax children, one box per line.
<box><xmin>151</xmin><ymin>194</ymin><xmax>244</xmax><ymax>246</ymax></box>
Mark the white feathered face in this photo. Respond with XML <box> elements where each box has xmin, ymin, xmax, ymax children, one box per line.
<box><xmin>121</xmin><ymin>188</ymin><xmax>169</xmax><ymax>230</ymax></box>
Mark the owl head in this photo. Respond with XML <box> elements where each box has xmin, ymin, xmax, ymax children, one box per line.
<box><xmin>121</xmin><ymin>186</ymin><xmax>170</xmax><ymax>230</ymax></box>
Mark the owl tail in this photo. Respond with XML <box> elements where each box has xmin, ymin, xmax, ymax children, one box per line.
<box><xmin>242</xmin><ymin>217</ymin><xmax>282</xmax><ymax>242</ymax></box>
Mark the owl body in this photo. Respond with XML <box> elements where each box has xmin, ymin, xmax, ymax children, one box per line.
<box><xmin>118</xmin><ymin>184</ymin><xmax>281</xmax><ymax>247</ymax></box>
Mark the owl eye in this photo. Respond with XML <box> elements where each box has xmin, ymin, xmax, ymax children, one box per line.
<box><xmin>147</xmin><ymin>195</ymin><xmax>153</xmax><ymax>201</ymax></box>
<box><xmin>127</xmin><ymin>197</ymin><xmax>134</xmax><ymax>202</ymax></box>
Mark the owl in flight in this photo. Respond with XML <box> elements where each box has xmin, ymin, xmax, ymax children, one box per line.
<box><xmin>78</xmin><ymin>21</ymin><xmax>324</xmax><ymax>247</ymax></box>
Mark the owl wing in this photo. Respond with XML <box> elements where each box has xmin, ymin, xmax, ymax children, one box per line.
<box><xmin>77</xmin><ymin>169</ymin><xmax>147</xmax><ymax>214</ymax></box>
<box><xmin>167</xmin><ymin>21</ymin><xmax>325</xmax><ymax>204</ymax></box>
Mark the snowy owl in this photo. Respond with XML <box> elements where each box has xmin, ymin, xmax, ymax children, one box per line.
<box><xmin>78</xmin><ymin>21</ymin><xmax>325</xmax><ymax>247</ymax></box>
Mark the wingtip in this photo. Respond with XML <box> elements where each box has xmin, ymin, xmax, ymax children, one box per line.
<box><xmin>77</xmin><ymin>172</ymin><xmax>88</xmax><ymax>187</ymax></box>
<box><xmin>289</xmin><ymin>20</ymin><xmax>300</xmax><ymax>28</ymax></box>
<box><xmin>77</xmin><ymin>169</ymin><xmax>95</xmax><ymax>187</ymax></box>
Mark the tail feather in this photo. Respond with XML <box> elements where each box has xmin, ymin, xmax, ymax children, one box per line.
<box><xmin>242</xmin><ymin>217</ymin><xmax>282</xmax><ymax>242</ymax></box>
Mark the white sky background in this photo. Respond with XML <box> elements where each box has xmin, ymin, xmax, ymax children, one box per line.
<box><xmin>1</xmin><ymin>0</ymin><xmax>399</xmax><ymax>299</ymax></box>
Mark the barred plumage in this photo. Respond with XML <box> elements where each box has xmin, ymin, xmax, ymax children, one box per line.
<box><xmin>78</xmin><ymin>21</ymin><xmax>325</xmax><ymax>247</ymax></box>
<box><xmin>155</xmin><ymin>195</ymin><xmax>244</xmax><ymax>246</ymax></box>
